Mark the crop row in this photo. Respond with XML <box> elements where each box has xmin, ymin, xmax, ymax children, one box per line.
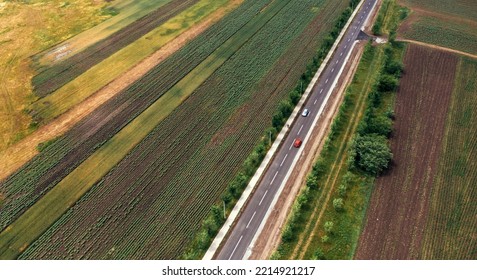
<box><xmin>19</xmin><ymin>0</ymin><xmax>348</xmax><ymax>259</ymax></box>
<box><xmin>0</xmin><ymin>0</ymin><xmax>270</xmax><ymax>233</ymax></box>
<box><xmin>420</xmin><ymin>57</ymin><xmax>477</xmax><ymax>259</ymax></box>
<box><xmin>32</xmin><ymin>0</ymin><xmax>199</xmax><ymax>98</ymax></box>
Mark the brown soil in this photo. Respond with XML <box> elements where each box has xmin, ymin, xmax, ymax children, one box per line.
<box><xmin>354</xmin><ymin>44</ymin><xmax>458</xmax><ymax>259</ymax></box>
<box><xmin>396</xmin><ymin>39</ymin><xmax>477</xmax><ymax>60</ymax></box>
<box><xmin>250</xmin><ymin>41</ymin><xmax>367</xmax><ymax>260</ymax></box>
<box><xmin>0</xmin><ymin>0</ymin><xmax>242</xmax><ymax>181</ymax></box>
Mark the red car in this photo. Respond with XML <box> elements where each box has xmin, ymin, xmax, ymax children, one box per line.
<box><xmin>293</xmin><ymin>138</ymin><xmax>302</xmax><ymax>148</ymax></box>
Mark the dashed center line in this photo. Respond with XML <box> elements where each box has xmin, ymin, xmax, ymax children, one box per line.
<box><xmin>270</xmin><ymin>171</ymin><xmax>279</xmax><ymax>185</ymax></box>
<box><xmin>331</xmin><ymin>68</ymin><xmax>334</xmax><ymax>72</ymax></box>
<box><xmin>340</xmin><ymin>52</ymin><xmax>343</xmax><ymax>56</ymax></box>
<box><xmin>298</xmin><ymin>124</ymin><xmax>304</xmax><ymax>135</ymax></box>
<box><xmin>259</xmin><ymin>190</ymin><xmax>268</xmax><ymax>206</ymax></box>
<box><xmin>280</xmin><ymin>154</ymin><xmax>288</xmax><ymax>167</ymax></box>
<box><xmin>336</xmin><ymin>60</ymin><xmax>339</xmax><ymax>64</ymax></box>
<box><xmin>229</xmin><ymin>235</ymin><xmax>243</xmax><ymax>260</ymax></box>
<box><xmin>246</xmin><ymin>211</ymin><xmax>256</xmax><ymax>229</ymax></box>
<box><xmin>320</xmin><ymin>88</ymin><xmax>323</xmax><ymax>93</ymax></box>
<box><xmin>325</xmin><ymin>78</ymin><xmax>329</xmax><ymax>84</ymax></box>
<box><xmin>314</xmin><ymin>99</ymin><xmax>317</xmax><ymax>105</ymax></box>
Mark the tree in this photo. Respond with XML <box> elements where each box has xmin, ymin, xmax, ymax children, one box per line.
<box><xmin>333</xmin><ymin>198</ymin><xmax>344</xmax><ymax>212</ymax></box>
<box><xmin>272</xmin><ymin>112</ymin><xmax>284</xmax><ymax>128</ymax></box>
<box><xmin>211</xmin><ymin>205</ymin><xmax>224</xmax><ymax>224</ymax></box>
<box><xmin>289</xmin><ymin>90</ymin><xmax>301</xmax><ymax>105</ymax></box>
<box><xmin>338</xmin><ymin>184</ymin><xmax>347</xmax><ymax>197</ymax></box>
<box><xmin>278</xmin><ymin>100</ymin><xmax>293</xmax><ymax>117</ymax></box>
<box><xmin>385</xmin><ymin>60</ymin><xmax>404</xmax><ymax>77</ymax></box>
<box><xmin>352</xmin><ymin>134</ymin><xmax>392</xmax><ymax>175</ymax></box>
<box><xmin>306</xmin><ymin>175</ymin><xmax>318</xmax><ymax>189</ymax></box>
<box><xmin>324</xmin><ymin>221</ymin><xmax>334</xmax><ymax>234</ymax></box>
<box><xmin>365</xmin><ymin>114</ymin><xmax>393</xmax><ymax>137</ymax></box>
<box><xmin>378</xmin><ymin>74</ymin><xmax>399</xmax><ymax>92</ymax></box>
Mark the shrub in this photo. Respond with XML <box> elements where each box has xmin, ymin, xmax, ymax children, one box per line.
<box><xmin>324</xmin><ymin>221</ymin><xmax>334</xmax><ymax>233</ymax></box>
<box><xmin>333</xmin><ymin>198</ymin><xmax>344</xmax><ymax>212</ymax></box>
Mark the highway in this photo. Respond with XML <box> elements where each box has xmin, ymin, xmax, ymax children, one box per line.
<box><xmin>215</xmin><ymin>0</ymin><xmax>377</xmax><ymax>260</ymax></box>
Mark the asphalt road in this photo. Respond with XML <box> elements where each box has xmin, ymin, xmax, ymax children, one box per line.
<box><xmin>215</xmin><ymin>0</ymin><xmax>377</xmax><ymax>260</ymax></box>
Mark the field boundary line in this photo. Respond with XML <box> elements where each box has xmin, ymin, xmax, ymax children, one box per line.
<box><xmin>203</xmin><ymin>0</ymin><xmax>366</xmax><ymax>260</ymax></box>
<box><xmin>397</xmin><ymin>39</ymin><xmax>477</xmax><ymax>59</ymax></box>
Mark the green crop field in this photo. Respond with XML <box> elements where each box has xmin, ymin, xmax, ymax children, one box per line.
<box><xmin>398</xmin><ymin>0</ymin><xmax>477</xmax><ymax>55</ymax></box>
<box><xmin>1</xmin><ymin>0</ymin><xmax>350</xmax><ymax>259</ymax></box>
<box><xmin>420</xmin><ymin>57</ymin><xmax>477</xmax><ymax>259</ymax></box>
<box><xmin>29</xmin><ymin>0</ymin><xmax>230</xmax><ymax>123</ymax></box>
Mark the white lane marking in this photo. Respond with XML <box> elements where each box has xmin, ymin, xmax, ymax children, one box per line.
<box><xmin>325</xmin><ymin>78</ymin><xmax>329</xmax><ymax>84</ymax></box>
<box><xmin>314</xmin><ymin>99</ymin><xmax>317</xmax><ymax>105</ymax></box>
<box><xmin>344</xmin><ymin>45</ymin><xmax>347</xmax><ymax>49</ymax></box>
<box><xmin>280</xmin><ymin>154</ymin><xmax>288</xmax><ymax>167</ymax></box>
<box><xmin>348</xmin><ymin>38</ymin><xmax>350</xmax><ymax>42</ymax></box>
<box><xmin>246</xmin><ymin>212</ymin><xmax>256</xmax><ymax>229</ymax></box>
<box><xmin>331</xmin><ymin>68</ymin><xmax>334</xmax><ymax>72</ymax></box>
<box><xmin>229</xmin><ymin>235</ymin><xmax>243</xmax><ymax>260</ymax></box>
<box><xmin>259</xmin><ymin>190</ymin><xmax>268</xmax><ymax>206</ymax></box>
<box><xmin>298</xmin><ymin>124</ymin><xmax>304</xmax><ymax>135</ymax></box>
<box><xmin>270</xmin><ymin>171</ymin><xmax>279</xmax><ymax>185</ymax></box>
<box><xmin>352</xmin><ymin>32</ymin><xmax>354</xmax><ymax>35</ymax></box>
<box><xmin>340</xmin><ymin>52</ymin><xmax>343</xmax><ymax>56</ymax></box>
<box><xmin>336</xmin><ymin>60</ymin><xmax>339</xmax><ymax>64</ymax></box>
<box><xmin>289</xmin><ymin>142</ymin><xmax>293</xmax><ymax>150</ymax></box>
<box><xmin>320</xmin><ymin>88</ymin><xmax>323</xmax><ymax>93</ymax></box>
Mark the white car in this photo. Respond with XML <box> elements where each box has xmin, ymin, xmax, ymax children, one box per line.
<box><xmin>301</xmin><ymin>108</ymin><xmax>310</xmax><ymax>117</ymax></box>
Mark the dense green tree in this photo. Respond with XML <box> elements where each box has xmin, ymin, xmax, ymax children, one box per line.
<box><xmin>378</xmin><ymin>74</ymin><xmax>399</xmax><ymax>92</ymax></box>
<box><xmin>352</xmin><ymin>134</ymin><xmax>392</xmax><ymax>175</ymax></box>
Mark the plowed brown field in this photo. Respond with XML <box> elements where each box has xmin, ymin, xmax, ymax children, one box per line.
<box><xmin>355</xmin><ymin>44</ymin><xmax>458</xmax><ymax>259</ymax></box>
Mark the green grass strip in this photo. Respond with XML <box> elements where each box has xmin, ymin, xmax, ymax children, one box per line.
<box><xmin>0</xmin><ymin>0</ymin><xmax>291</xmax><ymax>260</ymax></box>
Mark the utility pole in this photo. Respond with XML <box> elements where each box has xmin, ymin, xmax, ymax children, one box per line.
<box><xmin>223</xmin><ymin>200</ymin><xmax>226</xmax><ymax>220</ymax></box>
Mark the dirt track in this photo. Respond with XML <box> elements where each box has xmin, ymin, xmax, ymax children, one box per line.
<box><xmin>355</xmin><ymin>44</ymin><xmax>458</xmax><ymax>259</ymax></box>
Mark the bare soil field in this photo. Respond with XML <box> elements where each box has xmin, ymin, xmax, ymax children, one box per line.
<box><xmin>355</xmin><ymin>44</ymin><xmax>458</xmax><ymax>259</ymax></box>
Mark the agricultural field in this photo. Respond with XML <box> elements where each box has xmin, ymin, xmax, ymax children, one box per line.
<box><xmin>0</xmin><ymin>0</ymin><xmax>112</xmax><ymax>151</ymax></box>
<box><xmin>29</xmin><ymin>0</ymin><xmax>230</xmax><ymax>123</ymax></box>
<box><xmin>398</xmin><ymin>0</ymin><xmax>477</xmax><ymax>55</ymax></box>
<box><xmin>34</xmin><ymin>0</ymin><xmax>174</xmax><ymax>66</ymax></box>
<box><xmin>355</xmin><ymin>44</ymin><xmax>477</xmax><ymax>259</ymax></box>
<box><xmin>32</xmin><ymin>0</ymin><xmax>199</xmax><ymax>97</ymax></box>
<box><xmin>0</xmin><ymin>0</ymin><xmax>350</xmax><ymax>259</ymax></box>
